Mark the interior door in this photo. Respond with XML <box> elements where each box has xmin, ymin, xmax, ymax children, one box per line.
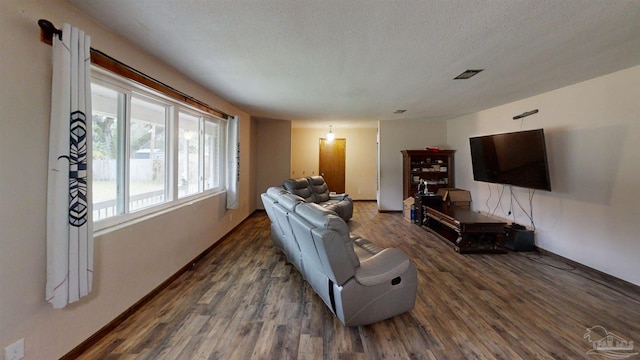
<box><xmin>319</xmin><ymin>138</ymin><xmax>346</xmax><ymax>193</ymax></box>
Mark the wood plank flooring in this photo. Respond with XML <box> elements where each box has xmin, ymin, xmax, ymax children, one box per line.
<box><xmin>77</xmin><ymin>201</ymin><xmax>640</xmax><ymax>359</ymax></box>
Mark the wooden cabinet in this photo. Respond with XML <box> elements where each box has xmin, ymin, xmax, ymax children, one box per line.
<box><xmin>401</xmin><ymin>149</ymin><xmax>455</xmax><ymax>199</ymax></box>
<box><xmin>425</xmin><ymin>205</ymin><xmax>506</xmax><ymax>254</ymax></box>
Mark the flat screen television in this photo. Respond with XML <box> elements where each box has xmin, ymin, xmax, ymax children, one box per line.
<box><xmin>469</xmin><ymin>129</ymin><xmax>551</xmax><ymax>191</ymax></box>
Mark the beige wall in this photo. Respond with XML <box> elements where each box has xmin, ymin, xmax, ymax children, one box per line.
<box><xmin>291</xmin><ymin>127</ymin><xmax>378</xmax><ymax>200</ymax></box>
<box><xmin>0</xmin><ymin>1</ymin><xmax>255</xmax><ymax>358</ymax></box>
<box><xmin>255</xmin><ymin>118</ymin><xmax>292</xmax><ymax>208</ymax></box>
<box><xmin>447</xmin><ymin>65</ymin><xmax>640</xmax><ymax>286</ymax></box>
<box><xmin>377</xmin><ymin>119</ymin><xmax>448</xmax><ymax>210</ymax></box>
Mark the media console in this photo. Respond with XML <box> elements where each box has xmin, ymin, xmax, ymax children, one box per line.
<box><xmin>422</xmin><ymin>204</ymin><xmax>506</xmax><ymax>254</ymax></box>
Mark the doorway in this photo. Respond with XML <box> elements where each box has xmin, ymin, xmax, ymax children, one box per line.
<box><xmin>319</xmin><ymin>138</ymin><xmax>346</xmax><ymax>193</ymax></box>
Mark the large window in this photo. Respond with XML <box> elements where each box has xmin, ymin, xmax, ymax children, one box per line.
<box><xmin>91</xmin><ymin>72</ymin><xmax>225</xmax><ymax>227</ymax></box>
<box><xmin>204</xmin><ymin>120</ymin><xmax>220</xmax><ymax>190</ymax></box>
<box><xmin>91</xmin><ymin>83</ymin><xmax>124</xmax><ymax>220</ymax></box>
<box><xmin>130</xmin><ymin>96</ymin><xmax>168</xmax><ymax>210</ymax></box>
<box><xmin>178</xmin><ymin>112</ymin><xmax>200</xmax><ymax>198</ymax></box>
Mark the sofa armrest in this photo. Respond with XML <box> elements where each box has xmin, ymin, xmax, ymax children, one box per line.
<box><xmin>354</xmin><ymin>248</ymin><xmax>411</xmax><ymax>286</ymax></box>
<box><xmin>329</xmin><ymin>192</ymin><xmax>349</xmax><ymax>200</ymax></box>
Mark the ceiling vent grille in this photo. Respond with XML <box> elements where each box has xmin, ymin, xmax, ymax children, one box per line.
<box><xmin>454</xmin><ymin>69</ymin><xmax>484</xmax><ymax>80</ymax></box>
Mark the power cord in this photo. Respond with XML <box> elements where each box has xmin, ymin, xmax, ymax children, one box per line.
<box><xmin>510</xmin><ymin>186</ymin><xmax>536</xmax><ymax>231</ymax></box>
<box><xmin>485</xmin><ymin>183</ymin><xmax>492</xmax><ymax>214</ymax></box>
<box><xmin>491</xmin><ymin>185</ymin><xmax>507</xmax><ymax>217</ymax></box>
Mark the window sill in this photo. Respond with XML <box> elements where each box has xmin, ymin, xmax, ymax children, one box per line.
<box><xmin>93</xmin><ymin>189</ymin><xmax>226</xmax><ymax>236</ymax></box>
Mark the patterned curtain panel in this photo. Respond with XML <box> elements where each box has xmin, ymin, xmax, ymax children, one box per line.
<box><xmin>46</xmin><ymin>24</ymin><xmax>94</xmax><ymax>309</ymax></box>
<box><xmin>226</xmin><ymin>116</ymin><xmax>239</xmax><ymax>209</ymax></box>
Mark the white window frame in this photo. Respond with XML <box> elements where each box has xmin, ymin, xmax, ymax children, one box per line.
<box><xmin>91</xmin><ymin>67</ymin><xmax>227</xmax><ymax>232</ymax></box>
<box><xmin>127</xmin><ymin>92</ymin><xmax>170</xmax><ymax>212</ymax></box>
<box><xmin>177</xmin><ymin>110</ymin><xmax>203</xmax><ymax>199</ymax></box>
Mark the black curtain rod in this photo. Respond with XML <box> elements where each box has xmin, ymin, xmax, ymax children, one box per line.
<box><xmin>38</xmin><ymin>19</ymin><xmax>61</xmax><ymax>41</ymax></box>
<box><xmin>37</xmin><ymin>19</ymin><xmax>232</xmax><ymax>120</ymax></box>
<box><xmin>89</xmin><ymin>47</ymin><xmax>230</xmax><ymax>119</ymax></box>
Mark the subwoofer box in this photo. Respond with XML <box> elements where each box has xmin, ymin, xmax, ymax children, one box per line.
<box><xmin>504</xmin><ymin>225</ymin><xmax>535</xmax><ymax>251</ymax></box>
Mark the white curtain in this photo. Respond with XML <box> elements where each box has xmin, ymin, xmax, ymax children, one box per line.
<box><xmin>46</xmin><ymin>24</ymin><xmax>93</xmax><ymax>309</ymax></box>
<box><xmin>226</xmin><ymin>116</ymin><xmax>239</xmax><ymax>209</ymax></box>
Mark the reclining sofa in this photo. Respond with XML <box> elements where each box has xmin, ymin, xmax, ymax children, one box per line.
<box><xmin>283</xmin><ymin>175</ymin><xmax>353</xmax><ymax>221</ymax></box>
<box><xmin>261</xmin><ymin>186</ymin><xmax>417</xmax><ymax>326</ymax></box>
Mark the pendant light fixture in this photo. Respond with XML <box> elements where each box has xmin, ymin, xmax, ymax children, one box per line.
<box><xmin>327</xmin><ymin>125</ymin><xmax>335</xmax><ymax>142</ymax></box>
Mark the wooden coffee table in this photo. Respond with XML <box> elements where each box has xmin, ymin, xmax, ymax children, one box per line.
<box><xmin>425</xmin><ymin>205</ymin><xmax>506</xmax><ymax>254</ymax></box>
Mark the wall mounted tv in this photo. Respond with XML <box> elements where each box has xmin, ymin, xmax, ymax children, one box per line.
<box><xmin>469</xmin><ymin>129</ymin><xmax>551</xmax><ymax>191</ymax></box>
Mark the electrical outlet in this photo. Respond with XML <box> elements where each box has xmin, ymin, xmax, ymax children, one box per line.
<box><xmin>4</xmin><ymin>338</ymin><xmax>24</xmax><ymax>360</ymax></box>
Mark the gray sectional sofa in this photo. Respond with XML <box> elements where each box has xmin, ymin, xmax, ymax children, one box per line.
<box><xmin>261</xmin><ymin>186</ymin><xmax>417</xmax><ymax>326</ymax></box>
<box><xmin>283</xmin><ymin>175</ymin><xmax>353</xmax><ymax>221</ymax></box>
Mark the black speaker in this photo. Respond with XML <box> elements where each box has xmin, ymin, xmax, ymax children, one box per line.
<box><xmin>504</xmin><ymin>225</ymin><xmax>535</xmax><ymax>251</ymax></box>
<box><xmin>420</xmin><ymin>194</ymin><xmax>443</xmax><ymax>206</ymax></box>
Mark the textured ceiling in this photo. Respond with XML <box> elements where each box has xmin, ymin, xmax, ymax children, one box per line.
<box><xmin>68</xmin><ymin>0</ymin><xmax>640</xmax><ymax>127</ymax></box>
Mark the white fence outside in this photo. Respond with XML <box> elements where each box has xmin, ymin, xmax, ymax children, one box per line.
<box><xmin>93</xmin><ymin>159</ymin><xmax>165</xmax><ymax>221</ymax></box>
<box><xmin>93</xmin><ymin>159</ymin><xmax>165</xmax><ymax>181</ymax></box>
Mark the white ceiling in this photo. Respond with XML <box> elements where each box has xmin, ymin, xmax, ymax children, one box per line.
<box><xmin>68</xmin><ymin>0</ymin><xmax>640</xmax><ymax>128</ymax></box>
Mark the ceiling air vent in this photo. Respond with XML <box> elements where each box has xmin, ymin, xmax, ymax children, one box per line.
<box><xmin>454</xmin><ymin>69</ymin><xmax>484</xmax><ymax>80</ymax></box>
<box><xmin>394</xmin><ymin>109</ymin><xmax>406</xmax><ymax>114</ymax></box>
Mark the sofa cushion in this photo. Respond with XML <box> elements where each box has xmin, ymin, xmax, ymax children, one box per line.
<box><xmin>295</xmin><ymin>202</ymin><xmax>348</xmax><ymax>236</ymax></box>
<box><xmin>261</xmin><ymin>190</ymin><xmax>286</xmax><ymax>253</ymax></box>
<box><xmin>295</xmin><ymin>203</ymin><xmax>359</xmax><ymax>268</ymax></box>
<box><xmin>283</xmin><ymin>177</ymin><xmax>315</xmax><ymax>202</ymax></box>
<box><xmin>355</xmin><ymin>248</ymin><xmax>411</xmax><ymax>286</ymax></box>
<box><xmin>277</xmin><ymin>192</ymin><xmax>305</xmax><ymax>212</ymax></box>
<box><xmin>283</xmin><ymin>175</ymin><xmax>353</xmax><ymax>221</ymax></box>
<box><xmin>320</xmin><ymin>200</ymin><xmax>352</xmax><ymax>222</ymax></box>
<box><xmin>266</xmin><ymin>186</ymin><xmax>288</xmax><ymax>198</ymax></box>
<box><xmin>354</xmin><ymin>238</ymin><xmax>384</xmax><ymax>255</ymax></box>
<box><xmin>308</xmin><ymin>175</ymin><xmax>330</xmax><ymax>202</ymax></box>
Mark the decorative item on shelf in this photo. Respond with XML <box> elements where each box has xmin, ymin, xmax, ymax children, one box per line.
<box><xmin>417</xmin><ymin>179</ymin><xmax>426</xmax><ymax>195</ymax></box>
<box><xmin>425</xmin><ymin>146</ymin><xmax>440</xmax><ymax>152</ymax></box>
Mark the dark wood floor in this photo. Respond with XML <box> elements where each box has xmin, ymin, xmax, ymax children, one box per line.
<box><xmin>77</xmin><ymin>201</ymin><xmax>640</xmax><ymax>359</ymax></box>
